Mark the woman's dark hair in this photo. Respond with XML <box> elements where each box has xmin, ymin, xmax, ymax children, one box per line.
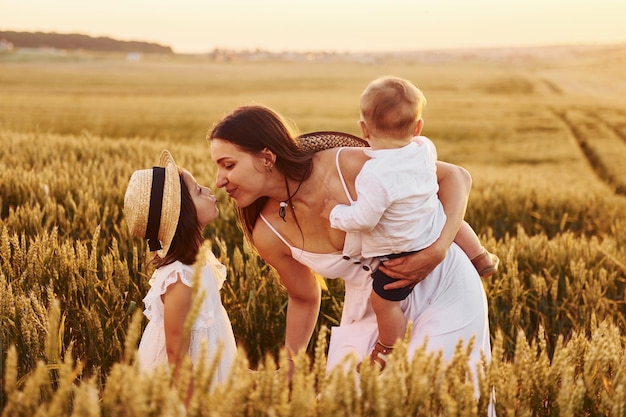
<box><xmin>208</xmin><ymin>105</ymin><xmax>314</xmax><ymax>244</ymax></box>
<box><xmin>152</xmin><ymin>173</ymin><xmax>204</xmax><ymax>268</ymax></box>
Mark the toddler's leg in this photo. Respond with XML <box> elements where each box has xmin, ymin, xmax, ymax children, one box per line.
<box><xmin>371</xmin><ymin>291</ymin><xmax>406</xmax><ymax>347</ymax></box>
<box><xmin>454</xmin><ymin>220</ymin><xmax>485</xmax><ymax>259</ymax></box>
<box><xmin>361</xmin><ymin>265</ymin><xmax>413</xmax><ymax>372</ymax></box>
<box><xmin>455</xmin><ymin>220</ymin><xmax>500</xmax><ymax>278</ymax></box>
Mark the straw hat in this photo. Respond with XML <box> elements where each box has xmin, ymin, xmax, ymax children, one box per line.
<box><xmin>124</xmin><ymin>150</ymin><xmax>181</xmax><ymax>258</ymax></box>
<box><xmin>296</xmin><ymin>131</ymin><xmax>368</xmax><ymax>153</ymax></box>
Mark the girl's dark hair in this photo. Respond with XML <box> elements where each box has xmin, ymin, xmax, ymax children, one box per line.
<box><xmin>152</xmin><ymin>173</ymin><xmax>203</xmax><ymax>268</ymax></box>
<box><xmin>207</xmin><ymin>105</ymin><xmax>314</xmax><ymax>244</ymax></box>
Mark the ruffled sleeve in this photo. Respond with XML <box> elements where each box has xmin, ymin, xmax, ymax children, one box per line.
<box><xmin>159</xmin><ymin>269</ymin><xmax>193</xmax><ymax>293</ymax></box>
<box><xmin>142</xmin><ymin>263</ymin><xmax>194</xmax><ymax>322</ymax></box>
<box><xmin>142</xmin><ymin>254</ymin><xmax>228</xmax><ymax>331</ymax></box>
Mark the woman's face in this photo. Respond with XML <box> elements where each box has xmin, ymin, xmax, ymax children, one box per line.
<box><xmin>181</xmin><ymin>169</ymin><xmax>219</xmax><ymax>228</ymax></box>
<box><xmin>210</xmin><ymin>138</ymin><xmax>267</xmax><ymax>208</ymax></box>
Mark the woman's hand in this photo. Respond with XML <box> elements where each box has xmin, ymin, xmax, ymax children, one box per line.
<box><xmin>377</xmin><ymin>239</ymin><xmax>447</xmax><ymax>288</ymax></box>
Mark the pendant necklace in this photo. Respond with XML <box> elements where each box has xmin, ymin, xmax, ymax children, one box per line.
<box><xmin>279</xmin><ymin>178</ymin><xmax>305</xmax><ymax>222</ymax></box>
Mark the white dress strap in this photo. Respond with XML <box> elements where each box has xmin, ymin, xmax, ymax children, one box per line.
<box><xmin>259</xmin><ymin>213</ymin><xmax>293</xmax><ymax>248</ymax></box>
<box><xmin>335</xmin><ymin>148</ymin><xmax>355</xmax><ymax>204</ymax></box>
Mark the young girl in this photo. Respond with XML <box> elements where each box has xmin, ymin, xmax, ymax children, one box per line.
<box><xmin>123</xmin><ymin>150</ymin><xmax>237</xmax><ymax>398</ymax></box>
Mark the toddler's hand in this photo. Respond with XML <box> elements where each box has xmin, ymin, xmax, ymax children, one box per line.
<box><xmin>320</xmin><ymin>197</ymin><xmax>339</xmax><ymax>220</ymax></box>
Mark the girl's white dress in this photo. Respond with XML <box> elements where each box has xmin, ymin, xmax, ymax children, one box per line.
<box><xmin>137</xmin><ymin>250</ymin><xmax>237</xmax><ymax>385</ymax></box>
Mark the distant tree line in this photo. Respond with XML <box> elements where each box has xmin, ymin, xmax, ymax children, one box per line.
<box><xmin>0</xmin><ymin>31</ymin><xmax>173</xmax><ymax>54</ymax></box>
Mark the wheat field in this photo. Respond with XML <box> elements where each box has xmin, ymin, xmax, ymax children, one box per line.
<box><xmin>1</xmin><ymin>46</ymin><xmax>626</xmax><ymax>416</ymax></box>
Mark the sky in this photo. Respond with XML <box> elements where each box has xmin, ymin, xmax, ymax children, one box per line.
<box><xmin>2</xmin><ymin>0</ymin><xmax>626</xmax><ymax>54</ymax></box>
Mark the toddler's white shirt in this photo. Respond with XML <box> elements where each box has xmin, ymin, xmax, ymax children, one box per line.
<box><xmin>329</xmin><ymin>137</ymin><xmax>446</xmax><ymax>258</ymax></box>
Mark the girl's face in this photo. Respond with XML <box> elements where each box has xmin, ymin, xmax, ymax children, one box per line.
<box><xmin>181</xmin><ymin>170</ymin><xmax>219</xmax><ymax>228</ymax></box>
<box><xmin>210</xmin><ymin>138</ymin><xmax>268</xmax><ymax>208</ymax></box>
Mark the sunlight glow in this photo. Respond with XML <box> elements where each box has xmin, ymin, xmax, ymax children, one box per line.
<box><xmin>3</xmin><ymin>0</ymin><xmax>626</xmax><ymax>53</ymax></box>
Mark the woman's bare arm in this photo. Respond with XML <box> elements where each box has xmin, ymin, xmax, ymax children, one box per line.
<box><xmin>253</xmin><ymin>222</ymin><xmax>321</xmax><ymax>363</ymax></box>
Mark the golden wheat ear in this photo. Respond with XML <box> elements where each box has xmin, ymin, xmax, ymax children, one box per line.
<box><xmin>296</xmin><ymin>131</ymin><xmax>368</xmax><ymax>153</ymax></box>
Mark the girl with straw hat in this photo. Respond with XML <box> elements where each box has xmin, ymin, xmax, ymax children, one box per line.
<box><xmin>124</xmin><ymin>150</ymin><xmax>237</xmax><ymax>405</ymax></box>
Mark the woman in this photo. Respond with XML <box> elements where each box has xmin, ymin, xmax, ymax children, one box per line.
<box><xmin>207</xmin><ymin>105</ymin><xmax>491</xmax><ymax>384</ymax></box>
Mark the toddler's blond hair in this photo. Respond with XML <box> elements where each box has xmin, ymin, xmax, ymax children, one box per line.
<box><xmin>360</xmin><ymin>76</ymin><xmax>426</xmax><ymax>138</ymax></box>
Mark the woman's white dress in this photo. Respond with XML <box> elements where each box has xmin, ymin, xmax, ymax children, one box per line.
<box><xmin>258</xmin><ymin>146</ymin><xmax>492</xmax><ymax>403</ymax></box>
<box><xmin>137</xmin><ymin>250</ymin><xmax>237</xmax><ymax>385</ymax></box>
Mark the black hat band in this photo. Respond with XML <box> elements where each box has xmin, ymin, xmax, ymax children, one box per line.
<box><xmin>145</xmin><ymin>166</ymin><xmax>165</xmax><ymax>251</ymax></box>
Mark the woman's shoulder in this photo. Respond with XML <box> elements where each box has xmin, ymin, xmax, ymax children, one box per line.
<box><xmin>314</xmin><ymin>147</ymin><xmax>368</xmax><ymax>175</ymax></box>
<box><xmin>252</xmin><ymin>213</ymin><xmax>292</xmax><ymax>259</ymax></box>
